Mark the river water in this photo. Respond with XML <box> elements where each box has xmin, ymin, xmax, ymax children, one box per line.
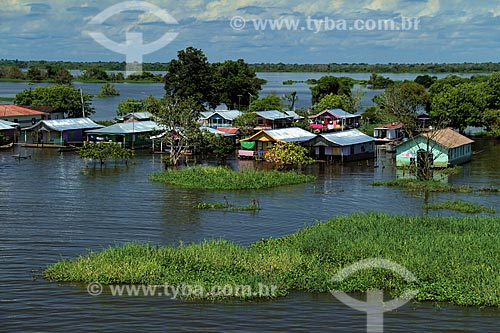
<box><xmin>1</xmin><ymin>136</ymin><xmax>500</xmax><ymax>332</ymax></box>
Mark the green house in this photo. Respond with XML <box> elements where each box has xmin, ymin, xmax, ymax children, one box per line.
<box><xmin>396</xmin><ymin>128</ymin><xmax>474</xmax><ymax>168</ymax></box>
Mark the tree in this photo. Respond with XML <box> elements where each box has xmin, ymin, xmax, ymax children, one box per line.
<box><xmin>313</xmin><ymin>93</ymin><xmax>355</xmax><ymax>113</ymax></box>
<box><xmin>233</xmin><ymin>112</ymin><xmax>258</xmax><ymax>136</ymax></box>
<box><xmin>116</xmin><ymin>96</ymin><xmax>159</xmax><ymax>117</ymax></box>
<box><xmin>78</xmin><ymin>142</ymin><xmax>134</xmax><ymax>165</ymax></box>
<box><xmin>248</xmin><ymin>94</ymin><xmax>284</xmax><ymax>112</ymax></box>
<box><xmin>430</xmin><ymin>83</ymin><xmax>488</xmax><ymax>133</ymax></box>
<box><xmin>213</xmin><ymin>59</ymin><xmax>264</xmax><ymax>110</ymax></box>
<box><xmin>368</xmin><ymin>73</ymin><xmax>394</xmax><ymax>89</ymax></box>
<box><xmin>151</xmin><ymin>96</ymin><xmax>200</xmax><ymax>166</ymax></box>
<box><xmin>99</xmin><ymin>83</ymin><xmax>120</xmax><ymax>97</ymax></box>
<box><xmin>414</xmin><ymin>75</ymin><xmax>437</xmax><ymax>88</ymax></box>
<box><xmin>53</xmin><ymin>68</ymin><xmax>73</xmax><ymax>85</ymax></box>
<box><xmin>81</xmin><ymin>67</ymin><xmax>109</xmax><ymax>81</ymax></box>
<box><xmin>14</xmin><ymin>85</ymin><xmax>94</xmax><ymax>118</ymax></box>
<box><xmin>428</xmin><ymin>75</ymin><xmax>467</xmax><ymax>95</ymax></box>
<box><xmin>264</xmin><ymin>142</ymin><xmax>314</xmax><ymax>170</ymax></box>
<box><xmin>0</xmin><ymin>66</ymin><xmax>25</xmax><ymax>79</ymax></box>
<box><xmin>26</xmin><ymin>68</ymin><xmax>45</xmax><ymax>82</ymax></box>
<box><xmin>202</xmin><ymin>131</ymin><xmax>235</xmax><ymax>163</ymax></box>
<box><xmin>164</xmin><ymin>47</ymin><xmax>220</xmax><ymax>109</ymax></box>
<box><xmin>483</xmin><ymin>109</ymin><xmax>500</xmax><ymax>137</ymax></box>
<box><xmin>282</xmin><ymin>92</ymin><xmax>298</xmax><ymax>111</ymax></box>
<box><xmin>374</xmin><ymin>81</ymin><xmax>430</xmax><ymax>131</ymax></box>
<box><xmin>310</xmin><ymin>76</ymin><xmax>352</xmax><ymax>105</ymax></box>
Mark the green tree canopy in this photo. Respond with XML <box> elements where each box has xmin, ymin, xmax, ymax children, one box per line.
<box><xmin>368</xmin><ymin>73</ymin><xmax>394</xmax><ymax>89</ymax></box>
<box><xmin>414</xmin><ymin>75</ymin><xmax>437</xmax><ymax>88</ymax></box>
<box><xmin>164</xmin><ymin>47</ymin><xmax>220</xmax><ymax>110</ymax></box>
<box><xmin>265</xmin><ymin>142</ymin><xmax>314</xmax><ymax>170</ymax></box>
<box><xmin>14</xmin><ymin>85</ymin><xmax>94</xmax><ymax>118</ymax></box>
<box><xmin>313</xmin><ymin>93</ymin><xmax>355</xmax><ymax>113</ymax></box>
<box><xmin>428</xmin><ymin>75</ymin><xmax>468</xmax><ymax>95</ymax></box>
<box><xmin>310</xmin><ymin>76</ymin><xmax>352</xmax><ymax>105</ymax></box>
<box><xmin>78</xmin><ymin>142</ymin><xmax>134</xmax><ymax>165</ymax></box>
<box><xmin>213</xmin><ymin>59</ymin><xmax>265</xmax><ymax>110</ymax></box>
<box><xmin>248</xmin><ymin>94</ymin><xmax>284</xmax><ymax>112</ymax></box>
<box><xmin>233</xmin><ymin>112</ymin><xmax>258</xmax><ymax>136</ymax></box>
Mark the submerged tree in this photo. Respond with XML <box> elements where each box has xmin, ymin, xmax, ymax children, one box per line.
<box><xmin>265</xmin><ymin>142</ymin><xmax>314</xmax><ymax>170</ymax></box>
<box><xmin>78</xmin><ymin>142</ymin><xmax>134</xmax><ymax>165</ymax></box>
<box><xmin>151</xmin><ymin>96</ymin><xmax>200</xmax><ymax>166</ymax></box>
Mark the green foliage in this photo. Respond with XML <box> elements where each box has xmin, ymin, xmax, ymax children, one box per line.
<box><xmin>116</xmin><ymin>96</ymin><xmax>159</xmax><ymax>117</ymax></box>
<box><xmin>164</xmin><ymin>47</ymin><xmax>220</xmax><ymax>109</ymax></box>
<box><xmin>98</xmin><ymin>83</ymin><xmax>120</xmax><ymax>97</ymax></box>
<box><xmin>414</xmin><ymin>74</ymin><xmax>437</xmax><ymax>88</ymax></box>
<box><xmin>482</xmin><ymin>109</ymin><xmax>500</xmax><ymax>137</ymax></box>
<box><xmin>78</xmin><ymin>142</ymin><xmax>134</xmax><ymax>164</ymax></box>
<box><xmin>202</xmin><ymin>131</ymin><xmax>235</xmax><ymax>162</ymax></box>
<box><xmin>423</xmin><ymin>200</ymin><xmax>496</xmax><ymax>214</ymax></box>
<box><xmin>14</xmin><ymin>85</ymin><xmax>94</xmax><ymax>118</ymax></box>
<box><xmin>45</xmin><ymin>212</ymin><xmax>500</xmax><ymax>305</ymax></box>
<box><xmin>214</xmin><ymin>59</ymin><xmax>265</xmax><ymax>110</ymax></box>
<box><xmin>126</xmin><ymin>71</ymin><xmax>163</xmax><ymax>82</ymax></box>
<box><xmin>368</xmin><ymin>73</ymin><xmax>394</xmax><ymax>89</ymax></box>
<box><xmin>81</xmin><ymin>67</ymin><xmax>109</xmax><ymax>81</ymax></box>
<box><xmin>233</xmin><ymin>112</ymin><xmax>258</xmax><ymax>136</ymax></box>
<box><xmin>150</xmin><ymin>166</ymin><xmax>316</xmax><ymax>190</ymax></box>
<box><xmin>150</xmin><ymin>96</ymin><xmax>201</xmax><ymax>166</ymax></box>
<box><xmin>372</xmin><ymin>179</ymin><xmax>473</xmax><ymax>193</ymax></box>
<box><xmin>313</xmin><ymin>93</ymin><xmax>355</xmax><ymax>113</ymax></box>
<box><xmin>374</xmin><ymin>81</ymin><xmax>430</xmax><ymax>131</ymax></box>
<box><xmin>281</xmin><ymin>91</ymin><xmax>298</xmax><ymax>111</ymax></box>
<box><xmin>0</xmin><ymin>66</ymin><xmax>25</xmax><ymax>79</ymax></box>
<box><xmin>264</xmin><ymin>142</ymin><xmax>315</xmax><ymax>169</ymax></box>
<box><xmin>310</xmin><ymin>75</ymin><xmax>352</xmax><ymax>105</ymax></box>
<box><xmin>194</xmin><ymin>199</ymin><xmax>261</xmax><ymax>211</ymax></box>
<box><xmin>248</xmin><ymin>94</ymin><xmax>284</xmax><ymax>112</ymax></box>
<box><xmin>428</xmin><ymin>75</ymin><xmax>468</xmax><ymax>95</ymax></box>
<box><xmin>361</xmin><ymin>106</ymin><xmax>393</xmax><ymax>124</ymax></box>
<box><xmin>430</xmin><ymin>82</ymin><xmax>488</xmax><ymax>133</ymax></box>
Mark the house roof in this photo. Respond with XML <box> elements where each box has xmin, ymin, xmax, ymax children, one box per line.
<box><xmin>124</xmin><ymin>112</ymin><xmax>152</xmax><ymax>120</ymax></box>
<box><xmin>422</xmin><ymin>128</ymin><xmax>474</xmax><ymax>149</ymax></box>
<box><xmin>25</xmin><ymin>118</ymin><xmax>103</xmax><ymax>132</ymax></box>
<box><xmin>200</xmin><ymin>111</ymin><xmax>213</xmax><ymax>119</ymax></box>
<box><xmin>0</xmin><ymin>104</ymin><xmax>47</xmax><ymax>117</ymax></box>
<box><xmin>211</xmin><ymin>110</ymin><xmax>243</xmax><ymax>120</ymax></box>
<box><xmin>0</xmin><ymin>119</ymin><xmax>17</xmax><ymax>130</ymax></box>
<box><xmin>309</xmin><ymin>109</ymin><xmax>359</xmax><ymax>119</ymax></box>
<box><xmin>86</xmin><ymin>120</ymin><xmax>161</xmax><ymax>135</ymax></box>
<box><xmin>285</xmin><ymin>111</ymin><xmax>304</xmax><ymax>120</ymax></box>
<box><xmin>216</xmin><ymin>127</ymin><xmax>240</xmax><ymax>135</ymax></box>
<box><xmin>200</xmin><ymin>126</ymin><xmax>234</xmax><ymax>137</ymax></box>
<box><xmin>244</xmin><ymin>127</ymin><xmax>316</xmax><ymax>143</ymax></box>
<box><xmin>22</xmin><ymin>105</ymin><xmax>63</xmax><ymax>114</ymax></box>
<box><xmin>375</xmin><ymin>122</ymin><xmax>404</xmax><ymax>130</ymax></box>
<box><xmin>255</xmin><ymin>110</ymin><xmax>290</xmax><ymax>120</ymax></box>
<box><xmin>319</xmin><ymin>129</ymin><xmax>375</xmax><ymax>146</ymax></box>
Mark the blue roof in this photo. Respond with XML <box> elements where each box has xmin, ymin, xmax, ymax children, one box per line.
<box><xmin>86</xmin><ymin>121</ymin><xmax>162</xmax><ymax>135</ymax></box>
<box><xmin>210</xmin><ymin>110</ymin><xmax>243</xmax><ymax>120</ymax></box>
<box><xmin>285</xmin><ymin>111</ymin><xmax>303</xmax><ymax>120</ymax></box>
<box><xmin>0</xmin><ymin>119</ymin><xmax>18</xmax><ymax>130</ymax></box>
<box><xmin>319</xmin><ymin>129</ymin><xmax>374</xmax><ymax>146</ymax></box>
<box><xmin>310</xmin><ymin>109</ymin><xmax>359</xmax><ymax>119</ymax></box>
<box><xmin>27</xmin><ymin>118</ymin><xmax>103</xmax><ymax>131</ymax></box>
<box><xmin>265</xmin><ymin>127</ymin><xmax>317</xmax><ymax>143</ymax></box>
<box><xmin>256</xmin><ymin>110</ymin><xmax>290</xmax><ymax>120</ymax></box>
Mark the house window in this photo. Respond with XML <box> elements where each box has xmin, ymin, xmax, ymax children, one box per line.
<box><xmin>31</xmin><ymin>118</ymin><xmax>37</xmax><ymax>125</ymax></box>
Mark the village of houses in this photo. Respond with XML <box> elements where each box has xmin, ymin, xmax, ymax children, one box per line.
<box><xmin>0</xmin><ymin>103</ymin><xmax>474</xmax><ymax>168</ymax></box>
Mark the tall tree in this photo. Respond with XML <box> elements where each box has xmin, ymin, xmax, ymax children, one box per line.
<box><xmin>14</xmin><ymin>85</ymin><xmax>94</xmax><ymax>118</ymax></box>
<box><xmin>374</xmin><ymin>81</ymin><xmax>430</xmax><ymax>131</ymax></box>
<box><xmin>213</xmin><ymin>59</ymin><xmax>264</xmax><ymax>110</ymax></box>
<box><xmin>151</xmin><ymin>96</ymin><xmax>201</xmax><ymax>166</ymax></box>
<box><xmin>164</xmin><ymin>47</ymin><xmax>220</xmax><ymax>110</ymax></box>
<box><xmin>248</xmin><ymin>95</ymin><xmax>284</xmax><ymax>112</ymax></box>
<box><xmin>313</xmin><ymin>93</ymin><xmax>355</xmax><ymax>113</ymax></box>
<box><xmin>310</xmin><ymin>76</ymin><xmax>352</xmax><ymax>105</ymax></box>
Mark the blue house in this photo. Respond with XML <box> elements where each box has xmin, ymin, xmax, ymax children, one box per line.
<box><xmin>396</xmin><ymin>128</ymin><xmax>474</xmax><ymax>167</ymax></box>
<box><xmin>23</xmin><ymin>118</ymin><xmax>103</xmax><ymax>145</ymax></box>
<box><xmin>199</xmin><ymin>110</ymin><xmax>243</xmax><ymax>128</ymax></box>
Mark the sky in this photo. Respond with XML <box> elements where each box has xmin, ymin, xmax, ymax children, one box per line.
<box><xmin>1</xmin><ymin>0</ymin><xmax>500</xmax><ymax>64</ymax></box>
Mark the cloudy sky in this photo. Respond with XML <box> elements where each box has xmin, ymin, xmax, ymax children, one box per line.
<box><xmin>1</xmin><ymin>0</ymin><xmax>500</xmax><ymax>64</ymax></box>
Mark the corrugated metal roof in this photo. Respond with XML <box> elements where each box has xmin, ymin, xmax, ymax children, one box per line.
<box><xmin>0</xmin><ymin>119</ymin><xmax>19</xmax><ymax>130</ymax></box>
<box><xmin>285</xmin><ymin>111</ymin><xmax>303</xmax><ymax>120</ymax></box>
<box><xmin>199</xmin><ymin>126</ymin><xmax>233</xmax><ymax>137</ymax></box>
<box><xmin>200</xmin><ymin>111</ymin><xmax>213</xmax><ymax>119</ymax></box>
<box><xmin>256</xmin><ymin>110</ymin><xmax>290</xmax><ymax>120</ymax></box>
<box><xmin>0</xmin><ymin>104</ymin><xmax>47</xmax><ymax>117</ymax></box>
<box><xmin>211</xmin><ymin>110</ymin><xmax>243</xmax><ymax>120</ymax></box>
<box><xmin>125</xmin><ymin>112</ymin><xmax>152</xmax><ymax>120</ymax></box>
<box><xmin>87</xmin><ymin>121</ymin><xmax>161</xmax><ymax>135</ymax></box>
<box><xmin>266</xmin><ymin>127</ymin><xmax>317</xmax><ymax>143</ymax></box>
<box><xmin>320</xmin><ymin>129</ymin><xmax>375</xmax><ymax>146</ymax></box>
<box><xmin>374</xmin><ymin>122</ymin><xmax>404</xmax><ymax>130</ymax></box>
<box><xmin>27</xmin><ymin>118</ymin><xmax>103</xmax><ymax>131</ymax></box>
<box><xmin>309</xmin><ymin>109</ymin><xmax>359</xmax><ymax>119</ymax></box>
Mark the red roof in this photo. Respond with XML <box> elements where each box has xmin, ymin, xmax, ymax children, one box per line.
<box><xmin>22</xmin><ymin>105</ymin><xmax>62</xmax><ymax>114</ymax></box>
<box><xmin>0</xmin><ymin>105</ymin><xmax>47</xmax><ymax>117</ymax></box>
<box><xmin>216</xmin><ymin>127</ymin><xmax>240</xmax><ymax>135</ymax></box>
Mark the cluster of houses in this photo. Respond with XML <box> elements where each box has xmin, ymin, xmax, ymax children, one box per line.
<box><xmin>0</xmin><ymin>103</ymin><xmax>474</xmax><ymax>167</ymax></box>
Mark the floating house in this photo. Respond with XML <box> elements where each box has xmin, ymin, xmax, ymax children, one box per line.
<box><xmin>305</xmin><ymin>129</ymin><xmax>375</xmax><ymax>162</ymax></box>
<box><xmin>0</xmin><ymin>119</ymin><xmax>19</xmax><ymax>144</ymax></box>
<box><xmin>254</xmin><ymin>110</ymin><xmax>293</xmax><ymax>129</ymax></box>
<box><xmin>199</xmin><ymin>110</ymin><xmax>243</xmax><ymax>128</ymax></box>
<box><xmin>373</xmin><ymin>122</ymin><xmax>405</xmax><ymax>144</ymax></box>
<box><xmin>22</xmin><ymin>118</ymin><xmax>103</xmax><ymax>145</ymax></box>
<box><xmin>86</xmin><ymin>120</ymin><xmax>161</xmax><ymax>149</ymax></box>
<box><xmin>0</xmin><ymin>105</ymin><xmax>47</xmax><ymax>128</ymax></box>
<box><xmin>122</xmin><ymin>112</ymin><xmax>153</xmax><ymax>122</ymax></box>
<box><xmin>308</xmin><ymin>109</ymin><xmax>361</xmax><ymax>132</ymax></box>
<box><xmin>238</xmin><ymin>127</ymin><xmax>316</xmax><ymax>159</ymax></box>
<box><xmin>396</xmin><ymin>128</ymin><xmax>474</xmax><ymax>167</ymax></box>
<box><xmin>23</xmin><ymin>106</ymin><xmax>65</xmax><ymax>120</ymax></box>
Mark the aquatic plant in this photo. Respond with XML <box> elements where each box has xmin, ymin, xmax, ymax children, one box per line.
<box><xmin>423</xmin><ymin>199</ymin><xmax>496</xmax><ymax>214</ymax></box>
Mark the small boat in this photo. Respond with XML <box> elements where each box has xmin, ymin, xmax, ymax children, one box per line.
<box><xmin>58</xmin><ymin>145</ymin><xmax>78</xmax><ymax>152</ymax></box>
<box><xmin>12</xmin><ymin>154</ymin><xmax>31</xmax><ymax>160</ymax></box>
<box><xmin>0</xmin><ymin>142</ymin><xmax>14</xmax><ymax>149</ymax></box>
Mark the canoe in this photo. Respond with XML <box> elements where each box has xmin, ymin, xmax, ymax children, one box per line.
<box><xmin>0</xmin><ymin>142</ymin><xmax>14</xmax><ymax>149</ymax></box>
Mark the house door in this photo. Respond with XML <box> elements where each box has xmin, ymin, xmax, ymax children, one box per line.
<box><xmin>318</xmin><ymin>146</ymin><xmax>326</xmax><ymax>160</ymax></box>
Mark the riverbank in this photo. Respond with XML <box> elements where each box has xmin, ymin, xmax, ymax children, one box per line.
<box><xmin>44</xmin><ymin>212</ymin><xmax>500</xmax><ymax>306</ymax></box>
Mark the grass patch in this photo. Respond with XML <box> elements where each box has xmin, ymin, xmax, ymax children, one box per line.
<box><xmin>423</xmin><ymin>199</ymin><xmax>496</xmax><ymax>214</ymax></box>
<box><xmin>373</xmin><ymin>178</ymin><xmax>473</xmax><ymax>193</ymax></box>
<box><xmin>194</xmin><ymin>200</ymin><xmax>261</xmax><ymax>212</ymax></box>
<box><xmin>45</xmin><ymin>212</ymin><xmax>500</xmax><ymax>306</ymax></box>
<box><xmin>150</xmin><ymin>166</ymin><xmax>316</xmax><ymax>190</ymax></box>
